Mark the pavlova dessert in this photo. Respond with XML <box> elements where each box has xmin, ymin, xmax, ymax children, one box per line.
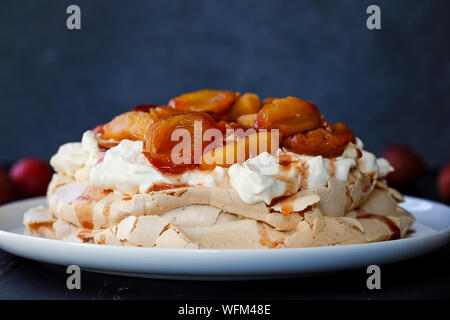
<box><xmin>24</xmin><ymin>90</ymin><xmax>414</xmax><ymax>248</ymax></box>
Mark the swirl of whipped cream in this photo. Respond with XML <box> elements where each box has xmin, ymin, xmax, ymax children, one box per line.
<box><xmin>50</xmin><ymin>131</ymin><xmax>101</xmax><ymax>181</ymax></box>
<box><xmin>228</xmin><ymin>152</ymin><xmax>287</xmax><ymax>205</ymax></box>
<box><xmin>90</xmin><ymin>139</ymin><xmax>171</xmax><ymax>194</ymax></box>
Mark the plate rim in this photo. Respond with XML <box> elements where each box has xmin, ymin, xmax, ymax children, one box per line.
<box><xmin>0</xmin><ymin>195</ymin><xmax>449</xmax><ymax>279</ymax></box>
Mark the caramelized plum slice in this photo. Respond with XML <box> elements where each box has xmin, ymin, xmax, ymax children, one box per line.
<box><xmin>236</xmin><ymin>113</ymin><xmax>257</xmax><ymax>128</ymax></box>
<box><xmin>131</xmin><ymin>104</ymin><xmax>181</xmax><ymax>118</ymax></box>
<box><xmin>216</xmin><ymin>120</ymin><xmax>249</xmax><ymax>135</ymax></box>
<box><xmin>101</xmin><ymin>111</ymin><xmax>159</xmax><ymax>141</ymax></box>
<box><xmin>150</xmin><ymin>105</ymin><xmax>182</xmax><ymax>118</ymax></box>
<box><xmin>144</xmin><ymin>112</ymin><xmax>219</xmax><ymax>173</ymax></box>
<box><xmin>132</xmin><ymin>104</ymin><xmax>159</xmax><ymax>112</ymax></box>
<box><xmin>169</xmin><ymin>89</ymin><xmax>236</xmax><ymax>115</ymax></box>
<box><xmin>99</xmin><ymin>105</ymin><xmax>182</xmax><ymax>142</ymax></box>
<box><xmin>262</xmin><ymin>97</ymin><xmax>278</xmax><ymax>105</ymax></box>
<box><xmin>283</xmin><ymin>122</ymin><xmax>355</xmax><ymax>158</ymax></box>
<box><xmin>201</xmin><ymin>130</ymin><xmax>282</xmax><ymax>170</ymax></box>
<box><xmin>255</xmin><ymin>97</ymin><xmax>321</xmax><ymax>136</ymax></box>
<box><xmin>224</xmin><ymin>93</ymin><xmax>262</xmax><ymax>120</ymax></box>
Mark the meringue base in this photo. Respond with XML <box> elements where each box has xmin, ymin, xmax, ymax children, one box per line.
<box><xmin>23</xmin><ymin>172</ymin><xmax>414</xmax><ymax>249</ymax></box>
<box><xmin>24</xmin><ymin>201</ymin><xmax>414</xmax><ymax>249</ymax></box>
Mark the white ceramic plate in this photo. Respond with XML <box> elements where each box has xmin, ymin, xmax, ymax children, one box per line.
<box><xmin>0</xmin><ymin>196</ymin><xmax>449</xmax><ymax>280</ymax></box>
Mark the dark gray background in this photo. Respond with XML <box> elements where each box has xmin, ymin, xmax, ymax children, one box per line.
<box><xmin>1</xmin><ymin>0</ymin><xmax>449</xmax><ymax>167</ymax></box>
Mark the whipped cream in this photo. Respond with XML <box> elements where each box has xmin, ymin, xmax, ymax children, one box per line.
<box><xmin>357</xmin><ymin>150</ymin><xmax>393</xmax><ymax>177</ymax></box>
<box><xmin>76</xmin><ymin>131</ymin><xmax>103</xmax><ymax>181</ymax></box>
<box><xmin>228</xmin><ymin>152</ymin><xmax>286</xmax><ymax>204</ymax></box>
<box><xmin>376</xmin><ymin>157</ymin><xmax>394</xmax><ymax>177</ymax></box>
<box><xmin>181</xmin><ymin>166</ymin><xmax>226</xmax><ymax>187</ymax></box>
<box><xmin>304</xmin><ymin>156</ymin><xmax>331</xmax><ymax>188</ymax></box>
<box><xmin>278</xmin><ymin>150</ymin><xmax>354</xmax><ymax>187</ymax></box>
<box><xmin>90</xmin><ymin>139</ymin><xmax>171</xmax><ymax>194</ymax></box>
<box><xmin>50</xmin><ymin>131</ymin><xmax>100</xmax><ymax>180</ymax></box>
<box><xmin>50</xmin><ymin>142</ymin><xmax>86</xmax><ymax>176</ymax></box>
<box><xmin>334</xmin><ymin>158</ymin><xmax>357</xmax><ymax>181</ymax></box>
<box><xmin>357</xmin><ymin>150</ymin><xmax>378</xmax><ymax>173</ymax></box>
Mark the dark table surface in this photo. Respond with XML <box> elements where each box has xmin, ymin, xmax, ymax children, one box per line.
<box><xmin>0</xmin><ymin>173</ymin><xmax>448</xmax><ymax>300</ymax></box>
<box><xmin>0</xmin><ymin>244</ymin><xmax>448</xmax><ymax>300</ymax></box>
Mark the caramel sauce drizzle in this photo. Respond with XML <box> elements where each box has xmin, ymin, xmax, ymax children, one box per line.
<box><xmin>258</xmin><ymin>224</ymin><xmax>285</xmax><ymax>248</ymax></box>
<box><xmin>278</xmin><ymin>155</ymin><xmax>298</xmax><ymax>166</ymax></box>
<box><xmin>145</xmin><ymin>183</ymin><xmax>189</xmax><ymax>193</ymax></box>
<box><xmin>103</xmin><ymin>206</ymin><xmax>111</xmax><ymax>217</ymax></box>
<box><xmin>77</xmin><ymin>230</ymin><xmax>92</xmax><ymax>239</ymax></box>
<box><xmin>299</xmin><ymin>161</ymin><xmax>309</xmax><ymax>190</ymax></box>
<box><xmin>97</xmin><ymin>141</ymin><xmax>119</xmax><ymax>149</ymax></box>
<box><xmin>281</xmin><ymin>203</ymin><xmax>294</xmax><ymax>216</ymax></box>
<box><xmin>356</xmin><ymin>148</ymin><xmax>363</xmax><ymax>159</ymax></box>
<box><xmin>277</xmin><ymin>196</ymin><xmax>296</xmax><ymax>216</ymax></box>
<box><xmin>345</xmin><ymin>185</ymin><xmax>351</xmax><ymax>198</ymax></box>
<box><xmin>356</xmin><ymin>209</ymin><xmax>400</xmax><ymax>240</ymax></box>
<box><xmin>75</xmin><ymin>186</ymin><xmax>112</xmax><ymax>229</ymax></box>
<box><xmin>96</xmin><ymin>151</ymin><xmax>106</xmax><ymax>165</ymax></box>
<box><xmin>327</xmin><ymin>158</ymin><xmax>336</xmax><ymax>176</ymax></box>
